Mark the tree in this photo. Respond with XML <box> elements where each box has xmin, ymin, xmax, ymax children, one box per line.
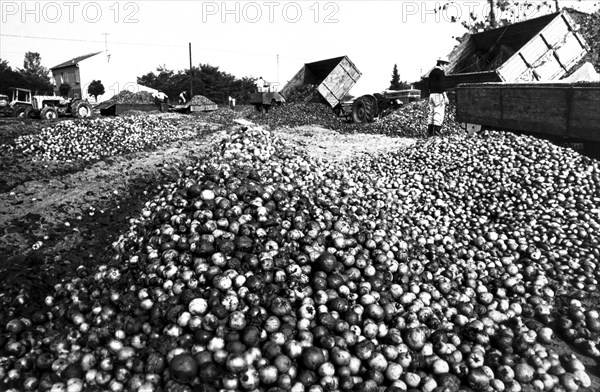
<box><xmin>20</xmin><ymin>52</ymin><xmax>53</xmax><ymax>94</ymax></box>
<box><xmin>59</xmin><ymin>83</ymin><xmax>71</xmax><ymax>97</ymax></box>
<box><xmin>439</xmin><ymin>0</ymin><xmax>566</xmax><ymax>34</ymax></box>
<box><xmin>0</xmin><ymin>59</ymin><xmax>26</xmax><ymax>94</ymax></box>
<box><xmin>389</xmin><ymin>64</ymin><xmax>411</xmax><ymax>90</ymax></box>
<box><xmin>88</xmin><ymin>80</ymin><xmax>106</xmax><ymax>101</ymax></box>
<box><xmin>390</xmin><ymin>64</ymin><xmax>402</xmax><ymax>90</ymax></box>
<box><xmin>137</xmin><ymin>64</ymin><xmax>257</xmax><ymax>105</ymax></box>
<box><xmin>488</xmin><ymin>0</ymin><xmax>497</xmax><ymax>29</ymax></box>
<box><xmin>23</xmin><ymin>52</ymin><xmax>47</xmax><ymax>76</ymax></box>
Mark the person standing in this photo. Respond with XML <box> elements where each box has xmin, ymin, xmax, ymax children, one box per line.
<box><xmin>427</xmin><ymin>56</ymin><xmax>450</xmax><ymax>137</ymax></box>
<box><xmin>255</xmin><ymin>77</ymin><xmax>265</xmax><ymax>93</ymax></box>
<box><xmin>179</xmin><ymin>91</ymin><xmax>188</xmax><ymax>104</ymax></box>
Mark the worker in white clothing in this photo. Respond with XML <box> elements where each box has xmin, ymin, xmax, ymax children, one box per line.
<box><xmin>155</xmin><ymin>92</ymin><xmax>168</xmax><ymax>103</ymax></box>
<box><xmin>427</xmin><ymin>56</ymin><xmax>450</xmax><ymax>137</ymax></box>
<box><xmin>255</xmin><ymin>77</ymin><xmax>266</xmax><ymax>93</ymax></box>
<box><xmin>179</xmin><ymin>91</ymin><xmax>188</xmax><ymax>104</ymax></box>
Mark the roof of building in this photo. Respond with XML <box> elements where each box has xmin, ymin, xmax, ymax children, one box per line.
<box><xmin>51</xmin><ymin>52</ymin><xmax>102</xmax><ymax>70</ymax></box>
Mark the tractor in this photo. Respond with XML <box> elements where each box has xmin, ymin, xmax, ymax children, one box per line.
<box><xmin>249</xmin><ymin>91</ymin><xmax>286</xmax><ymax>114</ymax></box>
<box><xmin>4</xmin><ymin>87</ymin><xmax>33</xmax><ymax>118</ymax></box>
<box><xmin>335</xmin><ymin>90</ymin><xmax>422</xmax><ymax>123</ymax></box>
<box><xmin>5</xmin><ymin>87</ymin><xmax>93</xmax><ymax>120</ymax></box>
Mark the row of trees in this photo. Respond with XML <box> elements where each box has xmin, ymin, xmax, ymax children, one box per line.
<box><xmin>137</xmin><ymin>65</ymin><xmax>257</xmax><ymax>105</ymax></box>
<box><xmin>0</xmin><ymin>52</ymin><xmax>54</xmax><ymax>95</ymax></box>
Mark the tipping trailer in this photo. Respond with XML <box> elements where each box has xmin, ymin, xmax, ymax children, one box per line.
<box><xmin>281</xmin><ymin>56</ymin><xmax>420</xmax><ymax>123</ymax></box>
<box><xmin>455</xmin><ymin>82</ymin><xmax>600</xmax><ymax>154</ymax></box>
<box><xmin>420</xmin><ymin>10</ymin><xmax>589</xmax><ymax>95</ymax></box>
<box><xmin>281</xmin><ymin>56</ymin><xmax>361</xmax><ymax>110</ymax></box>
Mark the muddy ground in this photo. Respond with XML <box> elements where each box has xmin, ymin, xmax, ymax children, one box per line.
<box><xmin>0</xmin><ymin>112</ymin><xmax>598</xmax><ymax>390</ymax></box>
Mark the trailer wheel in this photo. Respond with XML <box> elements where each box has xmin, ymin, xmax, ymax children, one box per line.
<box><xmin>352</xmin><ymin>96</ymin><xmax>377</xmax><ymax>123</ymax></box>
<box><xmin>72</xmin><ymin>101</ymin><xmax>92</xmax><ymax>118</ymax></box>
<box><xmin>40</xmin><ymin>107</ymin><xmax>58</xmax><ymax>120</ymax></box>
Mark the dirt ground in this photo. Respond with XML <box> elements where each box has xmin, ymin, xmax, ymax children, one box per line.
<box><xmin>0</xmin><ymin>114</ymin><xmax>598</xmax><ymax>390</ymax></box>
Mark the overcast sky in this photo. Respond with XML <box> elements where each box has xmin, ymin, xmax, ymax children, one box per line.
<box><xmin>1</xmin><ymin>0</ymin><xmax>598</xmax><ymax>95</ymax></box>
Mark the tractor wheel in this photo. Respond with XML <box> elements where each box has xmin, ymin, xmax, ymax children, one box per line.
<box><xmin>255</xmin><ymin>104</ymin><xmax>267</xmax><ymax>114</ymax></box>
<box><xmin>23</xmin><ymin>108</ymin><xmax>38</xmax><ymax>119</ymax></box>
<box><xmin>352</xmin><ymin>96</ymin><xmax>377</xmax><ymax>123</ymax></box>
<box><xmin>40</xmin><ymin>107</ymin><xmax>58</xmax><ymax>120</ymax></box>
<box><xmin>72</xmin><ymin>101</ymin><xmax>92</xmax><ymax>118</ymax></box>
<box><xmin>14</xmin><ymin>106</ymin><xmax>28</xmax><ymax>119</ymax></box>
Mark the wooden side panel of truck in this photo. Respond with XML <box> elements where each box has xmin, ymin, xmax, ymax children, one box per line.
<box><xmin>280</xmin><ymin>56</ymin><xmax>362</xmax><ymax>108</ymax></box>
<box><xmin>455</xmin><ymin>82</ymin><xmax>600</xmax><ymax>142</ymax></box>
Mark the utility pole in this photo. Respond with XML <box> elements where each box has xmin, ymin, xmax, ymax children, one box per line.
<box><xmin>189</xmin><ymin>43</ymin><xmax>193</xmax><ymax>98</ymax></box>
<box><xmin>103</xmin><ymin>33</ymin><xmax>110</xmax><ymax>62</ymax></box>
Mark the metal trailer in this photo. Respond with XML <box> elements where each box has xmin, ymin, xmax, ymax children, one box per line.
<box><xmin>455</xmin><ymin>82</ymin><xmax>600</xmax><ymax>154</ymax></box>
<box><xmin>281</xmin><ymin>56</ymin><xmax>362</xmax><ymax>110</ymax></box>
<box><xmin>281</xmin><ymin>56</ymin><xmax>421</xmax><ymax>123</ymax></box>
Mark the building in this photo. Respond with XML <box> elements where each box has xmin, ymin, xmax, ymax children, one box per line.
<box><xmin>51</xmin><ymin>52</ymin><xmax>158</xmax><ymax>102</ymax></box>
<box><xmin>51</xmin><ymin>52</ymin><xmax>102</xmax><ymax>99</ymax></box>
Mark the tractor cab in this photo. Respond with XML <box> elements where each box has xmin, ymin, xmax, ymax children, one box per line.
<box><xmin>9</xmin><ymin>87</ymin><xmax>32</xmax><ymax>106</ymax></box>
<box><xmin>7</xmin><ymin>87</ymin><xmax>33</xmax><ymax>118</ymax></box>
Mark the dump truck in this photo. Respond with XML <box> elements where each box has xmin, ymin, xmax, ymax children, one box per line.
<box><xmin>281</xmin><ymin>56</ymin><xmax>420</xmax><ymax>123</ymax></box>
<box><xmin>455</xmin><ymin>81</ymin><xmax>600</xmax><ymax>154</ymax></box>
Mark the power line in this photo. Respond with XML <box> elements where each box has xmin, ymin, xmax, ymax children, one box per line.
<box><xmin>1</xmin><ymin>33</ymin><xmax>184</xmax><ymax>48</ymax></box>
<box><xmin>0</xmin><ymin>33</ymin><xmax>304</xmax><ymax>60</ymax></box>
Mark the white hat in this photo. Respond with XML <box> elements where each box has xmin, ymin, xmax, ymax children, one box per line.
<box><xmin>437</xmin><ymin>56</ymin><xmax>450</xmax><ymax>64</ymax></box>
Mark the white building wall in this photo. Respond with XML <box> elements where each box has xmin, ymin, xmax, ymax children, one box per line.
<box><xmin>79</xmin><ymin>53</ymin><xmax>157</xmax><ymax>102</ymax></box>
<box><xmin>54</xmin><ymin>52</ymin><xmax>159</xmax><ymax>102</ymax></box>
